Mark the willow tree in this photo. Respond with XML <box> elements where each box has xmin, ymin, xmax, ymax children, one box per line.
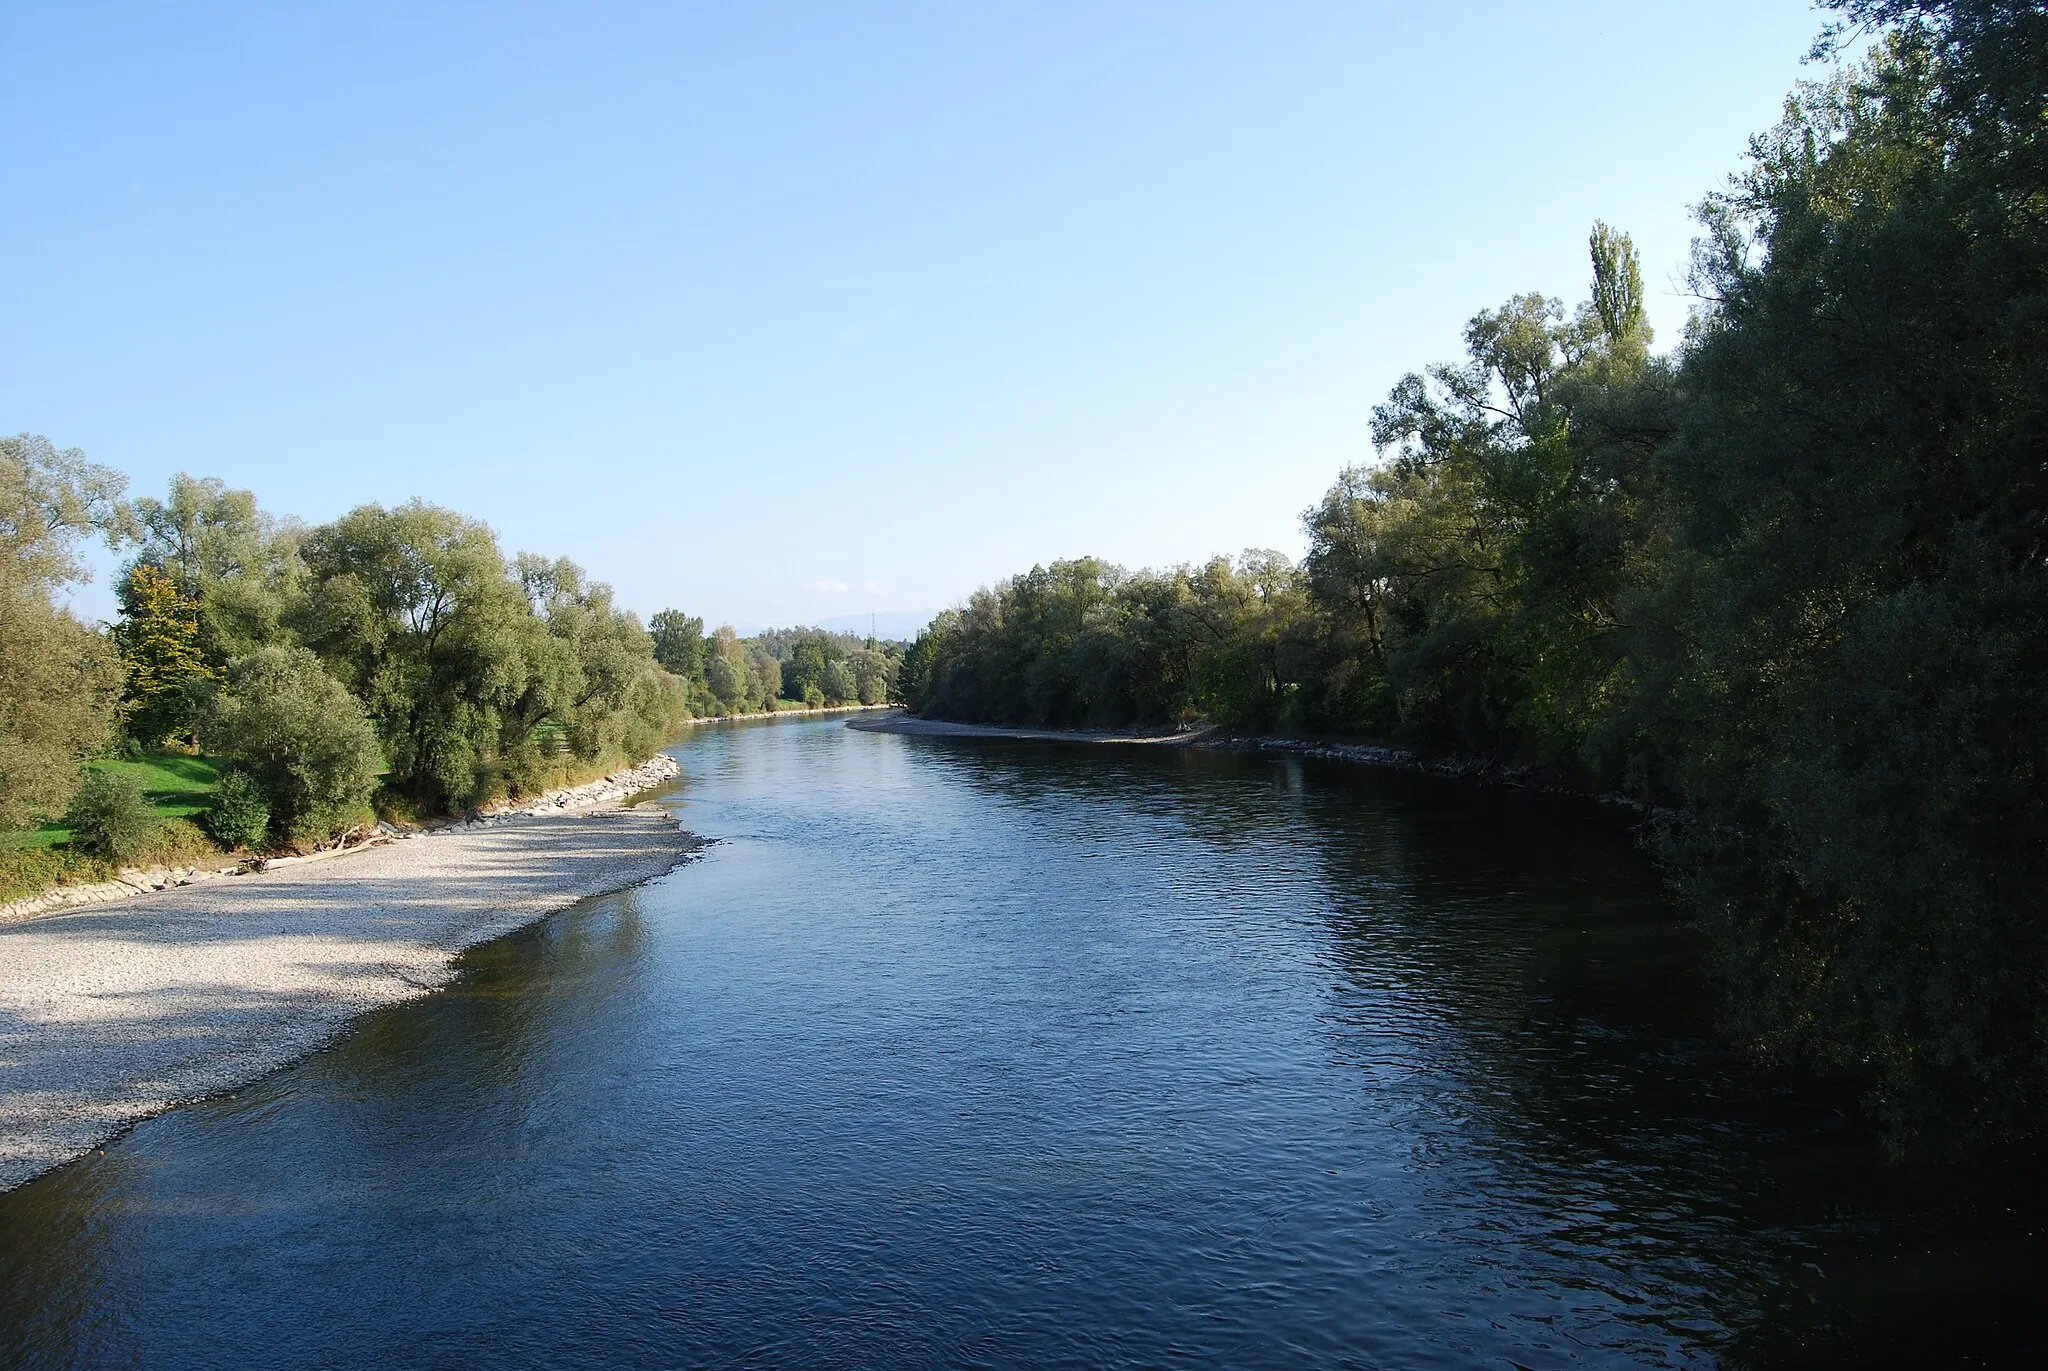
<box><xmin>510</xmin><ymin>553</ymin><xmax>685</xmax><ymax>776</ymax></box>
<box><xmin>129</xmin><ymin>473</ymin><xmax>305</xmax><ymax>665</ymax></box>
<box><xmin>292</xmin><ymin>500</ymin><xmax>532</xmax><ymax>807</ymax></box>
<box><xmin>0</xmin><ymin>435</ymin><xmax>127</xmax><ymax>828</ymax></box>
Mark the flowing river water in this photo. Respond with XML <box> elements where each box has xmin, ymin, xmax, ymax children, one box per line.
<box><xmin>1</xmin><ymin>717</ymin><xmax>2042</xmax><ymax>1368</ymax></box>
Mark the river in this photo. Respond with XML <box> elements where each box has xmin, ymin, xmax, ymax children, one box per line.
<box><xmin>1</xmin><ymin>716</ymin><xmax>2041</xmax><ymax>1367</ymax></box>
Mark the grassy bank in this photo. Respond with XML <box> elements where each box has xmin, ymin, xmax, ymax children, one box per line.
<box><xmin>10</xmin><ymin>754</ymin><xmax>226</xmax><ymax>850</ymax></box>
<box><xmin>0</xmin><ymin>754</ymin><xmax>229</xmax><ymax>902</ymax></box>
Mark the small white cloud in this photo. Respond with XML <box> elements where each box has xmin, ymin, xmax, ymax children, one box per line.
<box><xmin>862</xmin><ymin>579</ymin><xmax>881</xmax><ymax>594</ymax></box>
<box><xmin>803</xmin><ymin>580</ymin><xmax>850</xmax><ymax>594</ymax></box>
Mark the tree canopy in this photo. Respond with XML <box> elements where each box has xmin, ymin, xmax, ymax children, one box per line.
<box><xmin>0</xmin><ymin>435</ymin><xmax>127</xmax><ymax>827</ymax></box>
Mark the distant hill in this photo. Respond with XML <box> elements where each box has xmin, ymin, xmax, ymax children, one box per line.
<box><xmin>728</xmin><ymin>610</ymin><xmax>938</xmax><ymax>642</ymax></box>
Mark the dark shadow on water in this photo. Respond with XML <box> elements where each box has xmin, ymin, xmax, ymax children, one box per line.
<box><xmin>875</xmin><ymin>733</ymin><xmax>2048</xmax><ymax>1365</ymax></box>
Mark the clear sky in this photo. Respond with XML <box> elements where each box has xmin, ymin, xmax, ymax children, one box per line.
<box><xmin>2</xmin><ymin>1</ymin><xmax>1827</xmax><ymax>631</ymax></box>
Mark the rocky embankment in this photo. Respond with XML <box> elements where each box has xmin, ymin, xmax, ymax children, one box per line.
<box><xmin>471</xmin><ymin>754</ymin><xmax>681</xmax><ymax>821</ymax></box>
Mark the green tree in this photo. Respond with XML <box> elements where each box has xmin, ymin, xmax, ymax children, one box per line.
<box><xmin>0</xmin><ymin>433</ymin><xmax>130</xmax><ymax>589</ymax></box>
<box><xmin>1181</xmin><ymin>552</ymin><xmax>1310</xmax><ymax>730</ymax></box>
<box><xmin>0</xmin><ymin>435</ymin><xmax>129</xmax><ymax>828</ymax></box>
<box><xmin>0</xmin><ymin>593</ymin><xmax>123</xmax><ymax>830</ymax></box>
<box><xmin>64</xmin><ymin>770</ymin><xmax>156</xmax><ymax>864</ymax></box>
<box><xmin>704</xmin><ymin>654</ymin><xmax>742</xmax><ymax>708</ymax></box>
<box><xmin>822</xmin><ymin>657</ymin><xmax>858</xmax><ymax>704</ymax></box>
<box><xmin>895</xmin><ymin>621</ymin><xmax>947</xmax><ymax>709</ymax></box>
<box><xmin>702</xmin><ymin>626</ymin><xmax>755</xmax><ymax>711</ymax></box>
<box><xmin>1345</xmin><ymin>221</ymin><xmax>1672</xmax><ymax>764</ymax></box>
<box><xmin>199</xmin><ymin>646</ymin><xmax>382</xmax><ymax>844</ymax></box>
<box><xmin>204</xmin><ymin>769</ymin><xmax>272</xmax><ymax>850</ymax></box>
<box><xmin>509</xmin><ymin>555</ymin><xmax>685</xmax><ymax>777</ymax></box>
<box><xmin>851</xmin><ymin>645</ymin><xmax>897</xmax><ymax>705</ymax></box>
<box><xmin>292</xmin><ymin>501</ymin><xmax>530</xmax><ymax>808</ymax></box>
<box><xmin>130</xmin><ymin>473</ymin><xmax>304</xmax><ymax>663</ymax></box>
<box><xmin>649</xmin><ymin>610</ymin><xmax>706</xmax><ymax>682</ymax></box>
<box><xmin>1648</xmin><ymin>2</ymin><xmax>2048</xmax><ymax>1151</ymax></box>
<box><xmin>115</xmin><ymin>562</ymin><xmax>219</xmax><ymax>745</ymax></box>
<box><xmin>782</xmin><ymin>632</ymin><xmax>839</xmax><ymax>703</ymax></box>
<box><xmin>746</xmin><ymin>643</ymin><xmax>782</xmax><ymax>709</ymax></box>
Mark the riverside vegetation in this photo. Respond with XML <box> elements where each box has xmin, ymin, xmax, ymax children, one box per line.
<box><xmin>0</xmin><ymin>445</ymin><xmax>901</xmax><ymax>901</ymax></box>
<box><xmin>900</xmin><ymin>0</ymin><xmax>2047</xmax><ymax>1156</ymax></box>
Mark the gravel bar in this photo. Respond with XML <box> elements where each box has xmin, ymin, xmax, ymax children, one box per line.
<box><xmin>0</xmin><ymin>804</ymin><xmax>693</xmax><ymax>1192</ymax></box>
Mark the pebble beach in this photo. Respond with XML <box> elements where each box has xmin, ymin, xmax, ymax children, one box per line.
<box><xmin>0</xmin><ymin>758</ymin><xmax>693</xmax><ymax>1192</ymax></box>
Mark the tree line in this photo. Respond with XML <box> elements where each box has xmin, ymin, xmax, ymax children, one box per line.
<box><xmin>0</xmin><ymin>455</ymin><xmax>897</xmax><ymax>859</ymax></box>
<box><xmin>649</xmin><ymin>616</ymin><xmax>901</xmax><ymax>715</ymax></box>
<box><xmin>902</xmin><ymin>0</ymin><xmax>2047</xmax><ymax>1155</ymax></box>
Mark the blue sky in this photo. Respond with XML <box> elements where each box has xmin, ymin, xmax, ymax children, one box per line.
<box><xmin>3</xmin><ymin>1</ymin><xmax>1826</xmax><ymax>631</ymax></box>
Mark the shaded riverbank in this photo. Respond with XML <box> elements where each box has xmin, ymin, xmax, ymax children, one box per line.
<box><xmin>846</xmin><ymin>712</ymin><xmax>1216</xmax><ymax>745</ymax></box>
<box><xmin>687</xmin><ymin>703</ymin><xmax>892</xmax><ymax>726</ymax></box>
<box><xmin>848</xmin><ymin>710</ymin><xmax>1645</xmax><ymax>811</ymax></box>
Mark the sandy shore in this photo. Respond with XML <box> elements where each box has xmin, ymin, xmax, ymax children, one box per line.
<box><xmin>0</xmin><ymin>794</ymin><xmax>695</xmax><ymax>1193</ymax></box>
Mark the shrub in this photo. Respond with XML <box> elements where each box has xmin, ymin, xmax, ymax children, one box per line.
<box><xmin>205</xmin><ymin>769</ymin><xmax>272</xmax><ymax>850</ymax></box>
<box><xmin>0</xmin><ymin>844</ymin><xmax>99</xmax><ymax>903</ymax></box>
<box><xmin>136</xmin><ymin>817</ymin><xmax>222</xmax><ymax>868</ymax></box>
<box><xmin>200</xmin><ymin>646</ymin><xmax>382</xmax><ymax>846</ymax></box>
<box><xmin>64</xmin><ymin>769</ymin><xmax>156</xmax><ymax>865</ymax></box>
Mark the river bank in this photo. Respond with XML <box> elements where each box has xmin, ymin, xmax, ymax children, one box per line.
<box><xmin>0</xmin><ymin>754</ymin><xmax>688</xmax><ymax>927</ymax></box>
<box><xmin>685</xmin><ymin>702</ymin><xmax>893</xmax><ymax>726</ymax></box>
<box><xmin>0</xmin><ymin>770</ymin><xmax>697</xmax><ymax>1193</ymax></box>
<box><xmin>848</xmin><ymin>711</ymin><xmax>1654</xmax><ymax>814</ymax></box>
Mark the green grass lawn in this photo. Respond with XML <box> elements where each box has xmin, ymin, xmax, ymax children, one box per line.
<box><xmin>5</xmin><ymin>753</ymin><xmax>225</xmax><ymax>851</ymax></box>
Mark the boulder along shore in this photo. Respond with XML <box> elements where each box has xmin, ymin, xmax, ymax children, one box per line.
<box><xmin>0</xmin><ymin>755</ymin><xmax>696</xmax><ymax>1193</ymax></box>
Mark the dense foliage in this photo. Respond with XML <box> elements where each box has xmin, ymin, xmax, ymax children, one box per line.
<box><xmin>5</xmin><ymin>0</ymin><xmax>2033</xmax><ymax>1155</ymax></box>
<box><xmin>112</xmin><ymin>489</ymin><xmax>694</xmax><ymax>827</ymax></box>
<box><xmin>1662</xmin><ymin>0</ymin><xmax>2048</xmax><ymax>1151</ymax></box>
<box><xmin>62</xmin><ymin>770</ymin><xmax>155</xmax><ymax>865</ymax></box>
<box><xmin>644</xmin><ymin>618</ymin><xmax>902</xmax><ymax>715</ymax></box>
<box><xmin>2</xmin><ymin>429</ymin><xmax>895</xmax><ymax>858</ymax></box>
<box><xmin>904</xmin><ymin>0</ymin><xmax>2048</xmax><ymax>1153</ymax></box>
<box><xmin>197</xmin><ymin>646</ymin><xmax>384</xmax><ymax>844</ymax></box>
<box><xmin>204</xmin><ymin>769</ymin><xmax>271</xmax><ymax>852</ymax></box>
<box><xmin>114</xmin><ymin>562</ymin><xmax>216</xmax><ymax>746</ymax></box>
<box><xmin>0</xmin><ymin>434</ymin><xmax>127</xmax><ymax>830</ymax></box>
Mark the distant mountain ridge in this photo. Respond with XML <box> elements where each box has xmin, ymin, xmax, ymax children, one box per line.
<box><xmin>727</xmin><ymin>610</ymin><xmax>937</xmax><ymax>642</ymax></box>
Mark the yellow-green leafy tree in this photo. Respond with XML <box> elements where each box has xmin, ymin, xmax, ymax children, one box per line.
<box><xmin>115</xmin><ymin>562</ymin><xmax>218</xmax><ymax>746</ymax></box>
